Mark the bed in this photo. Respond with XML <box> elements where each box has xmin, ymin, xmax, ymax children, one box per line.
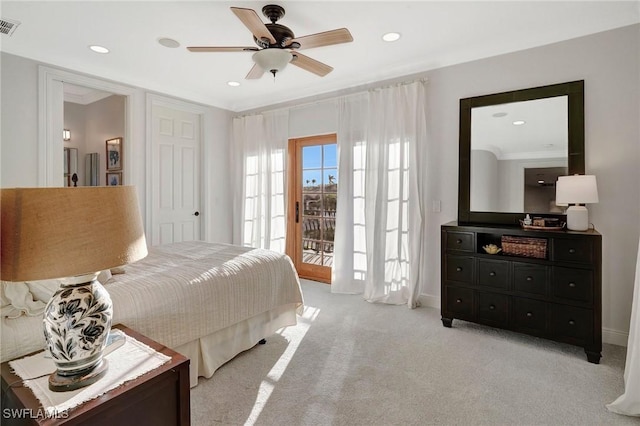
<box><xmin>1</xmin><ymin>241</ymin><xmax>304</xmax><ymax>387</ymax></box>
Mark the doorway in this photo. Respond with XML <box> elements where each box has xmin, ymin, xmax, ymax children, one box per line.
<box><xmin>287</xmin><ymin>134</ymin><xmax>337</xmax><ymax>283</ymax></box>
<box><xmin>63</xmin><ymin>83</ymin><xmax>125</xmax><ymax>187</ymax></box>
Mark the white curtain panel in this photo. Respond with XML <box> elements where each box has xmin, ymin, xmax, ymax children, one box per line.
<box><xmin>607</xmin><ymin>237</ymin><xmax>640</xmax><ymax>416</ymax></box>
<box><xmin>332</xmin><ymin>92</ymin><xmax>369</xmax><ymax>294</ymax></box>
<box><xmin>231</xmin><ymin>110</ymin><xmax>289</xmax><ymax>252</ymax></box>
<box><xmin>332</xmin><ymin>81</ymin><xmax>427</xmax><ymax>308</ymax></box>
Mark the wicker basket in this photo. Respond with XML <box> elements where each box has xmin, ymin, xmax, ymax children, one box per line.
<box><xmin>501</xmin><ymin>235</ymin><xmax>547</xmax><ymax>259</ymax></box>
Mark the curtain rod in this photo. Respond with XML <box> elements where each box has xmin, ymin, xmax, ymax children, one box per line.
<box><xmin>234</xmin><ymin>77</ymin><xmax>429</xmax><ymax>119</ymax></box>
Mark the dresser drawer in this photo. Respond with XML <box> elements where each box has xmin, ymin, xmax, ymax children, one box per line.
<box><xmin>513</xmin><ymin>263</ymin><xmax>548</xmax><ymax>296</ymax></box>
<box><xmin>477</xmin><ymin>291</ymin><xmax>508</xmax><ymax>325</ymax></box>
<box><xmin>446</xmin><ymin>255</ymin><xmax>474</xmax><ymax>284</ymax></box>
<box><xmin>477</xmin><ymin>259</ymin><xmax>509</xmax><ymax>289</ymax></box>
<box><xmin>512</xmin><ymin>298</ymin><xmax>547</xmax><ymax>334</ymax></box>
<box><xmin>446</xmin><ymin>231</ymin><xmax>474</xmax><ymax>252</ymax></box>
<box><xmin>445</xmin><ymin>286</ymin><xmax>474</xmax><ymax>317</ymax></box>
<box><xmin>552</xmin><ymin>238</ymin><xmax>593</xmax><ymax>263</ymax></box>
<box><xmin>551</xmin><ymin>304</ymin><xmax>593</xmax><ymax>342</ymax></box>
<box><xmin>552</xmin><ymin>267</ymin><xmax>593</xmax><ymax>303</ymax></box>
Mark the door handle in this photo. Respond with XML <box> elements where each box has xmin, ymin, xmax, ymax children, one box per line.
<box><xmin>193</xmin><ymin>211</ymin><xmax>200</xmax><ymax>217</ymax></box>
<box><xmin>295</xmin><ymin>202</ymin><xmax>299</xmax><ymax>223</ymax></box>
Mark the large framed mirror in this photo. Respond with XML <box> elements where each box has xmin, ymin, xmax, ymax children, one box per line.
<box><xmin>458</xmin><ymin>80</ymin><xmax>585</xmax><ymax>225</ymax></box>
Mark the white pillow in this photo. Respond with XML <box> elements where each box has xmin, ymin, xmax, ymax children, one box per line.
<box><xmin>26</xmin><ymin>279</ymin><xmax>61</xmax><ymax>303</ymax></box>
<box><xmin>1</xmin><ymin>270</ymin><xmax>113</xmax><ymax>319</ymax></box>
<box><xmin>1</xmin><ymin>281</ymin><xmax>47</xmax><ymax>319</ymax></box>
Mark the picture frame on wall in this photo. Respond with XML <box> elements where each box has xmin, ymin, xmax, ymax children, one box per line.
<box><xmin>106</xmin><ymin>172</ymin><xmax>122</xmax><ymax>186</ymax></box>
<box><xmin>106</xmin><ymin>137</ymin><xmax>122</xmax><ymax>171</ymax></box>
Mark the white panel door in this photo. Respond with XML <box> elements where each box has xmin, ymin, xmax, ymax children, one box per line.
<box><xmin>151</xmin><ymin>105</ymin><xmax>201</xmax><ymax>245</ymax></box>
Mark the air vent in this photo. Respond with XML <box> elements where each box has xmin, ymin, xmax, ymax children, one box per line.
<box><xmin>0</xmin><ymin>18</ymin><xmax>21</xmax><ymax>36</ymax></box>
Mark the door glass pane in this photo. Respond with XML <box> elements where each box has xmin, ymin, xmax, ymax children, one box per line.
<box><xmin>324</xmin><ymin>169</ymin><xmax>338</xmax><ymax>192</ymax></box>
<box><xmin>303</xmin><ymin>193</ymin><xmax>322</xmax><ymax>216</ymax></box>
<box><xmin>303</xmin><ymin>170</ymin><xmax>322</xmax><ymax>192</ymax></box>
<box><xmin>303</xmin><ymin>146</ymin><xmax>322</xmax><ymax>169</ymax></box>
<box><xmin>323</xmin><ymin>144</ymin><xmax>337</xmax><ymax>168</ymax></box>
<box><xmin>300</xmin><ymin>143</ymin><xmax>337</xmax><ymax>268</ymax></box>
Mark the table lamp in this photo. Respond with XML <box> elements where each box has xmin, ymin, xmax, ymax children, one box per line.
<box><xmin>1</xmin><ymin>187</ymin><xmax>147</xmax><ymax>391</ymax></box>
<box><xmin>555</xmin><ymin>175</ymin><xmax>599</xmax><ymax>231</ymax></box>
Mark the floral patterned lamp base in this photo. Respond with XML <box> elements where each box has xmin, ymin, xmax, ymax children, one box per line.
<box><xmin>43</xmin><ymin>273</ymin><xmax>113</xmax><ymax>392</ymax></box>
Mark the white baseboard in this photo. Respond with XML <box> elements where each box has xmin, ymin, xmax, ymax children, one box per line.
<box><xmin>419</xmin><ymin>293</ymin><xmax>440</xmax><ymax>309</ymax></box>
<box><xmin>419</xmin><ymin>293</ymin><xmax>629</xmax><ymax>347</ymax></box>
<box><xmin>603</xmin><ymin>327</ymin><xmax>629</xmax><ymax>347</ymax></box>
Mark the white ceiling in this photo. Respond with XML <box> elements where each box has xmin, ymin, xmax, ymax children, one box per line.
<box><xmin>2</xmin><ymin>1</ymin><xmax>638</xmax><ymax>112</ymax></box>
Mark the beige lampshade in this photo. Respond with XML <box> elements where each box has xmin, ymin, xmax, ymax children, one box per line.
<box><xmin>1</xmin><ymin>186</ymin><xmax>148</xmax><ymax>282</ymax></box>
<box><xmin>556</xmin><ymin>175</ymin><xmax>599</xmax><ymax>205</ymax></box>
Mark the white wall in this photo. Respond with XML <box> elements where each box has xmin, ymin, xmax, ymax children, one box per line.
<box><xmin>244</xmin><ymin>24</ymin><xmax>640</xmax><ymax>343</ymax></box>
<box><xmin>1</xmin><ymin>52</ymin><xmax>234</xmax><ymax>245</ymax></box>
<box><xmin>1</xmin><ymin>54</ymin><xmax>39</xmax><ymax>187</ymax></box>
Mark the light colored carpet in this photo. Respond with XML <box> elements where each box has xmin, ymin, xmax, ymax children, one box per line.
<box><xmin>191</xmin><ymin>279</ymin><xmax>635</xmax><ymax>425</ymax></box>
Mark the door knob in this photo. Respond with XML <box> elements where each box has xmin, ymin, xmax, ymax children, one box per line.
<box><xmin>193</xmin><ymin>211</ymin><xmax>200</xmax><ymax>217</ymax></box>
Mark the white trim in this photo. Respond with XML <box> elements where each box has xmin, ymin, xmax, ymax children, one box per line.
<box><xmin>603</xmin><ymin>327</ymin><xmax>629</xmax><ymax>347</ymax></box>
<box><xmin>64</xmin><ymin>90</ymin><xmax>112</xmax><ymax>106</ymax></box>
<box><xmin>420</xmin><ymin>293</ymin><xmax>629</xmax><ymax>347</ymax></box>
<box><xmin>419</xmin><ymin>293</ymin><xmax>440</xmax><ymax>309</ymax></box>
<box><xmin>145</xmin><ymin>94</ymin><xmax>212</xmax><ymax>243</ymax></box>
<box><xmin>38</xmin><ymin>66</ymin><xmax>138</xmax><ymax>187</ymax></box>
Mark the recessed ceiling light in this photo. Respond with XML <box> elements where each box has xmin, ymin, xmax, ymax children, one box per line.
<box><xmin>382</xmin><ymin>32</ymin><xmax>401</xmax><ymax>42</ymax></box>
<box><xmin>227</xmin><ymin>81</ymin><xmax>241</xmax><ymax>87</ymax></box>
<box><xmin>537</xmin><ymin>180</ymin><xmax>545</xmax><ymax>184</ymax></box>
<box><xmin>512</xmin><ymin>120</ymin><xmax>526</xmax><ymax>126</ymax></box>
<box><xmin>492</xmin><ymin>112</ymin><xmax>507</xmax><ymax>118</ymax></box>
<box><xmin>158</xmin><ymin>38</ymin><xmax>180</xmax><ymax>48</ymax></box>
<box><xmin>89</xmin><ymin>45</ymin><xmax>109</xmax><ymax>54</ymax></box>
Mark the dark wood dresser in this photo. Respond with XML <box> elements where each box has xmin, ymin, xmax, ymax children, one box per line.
<box><xmin>441</xmin><ymin>221</ymin><xmax>602</xmax><ymax>363</ymax></box>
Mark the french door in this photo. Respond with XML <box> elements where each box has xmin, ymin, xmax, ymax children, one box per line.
<box><xmin>287</xmin><ymin>134</ymin><xmax>337</xmax><ymax>283</ymax></box>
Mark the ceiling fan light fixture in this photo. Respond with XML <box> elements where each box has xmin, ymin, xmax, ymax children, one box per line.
<box><xmin>252</xmin><ymin>48</ymin><xmax>292</xmax><ymax>77</ymax></box>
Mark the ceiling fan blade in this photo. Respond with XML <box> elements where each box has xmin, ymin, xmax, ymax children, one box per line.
<box><xmin>231</xmin><ymin>7</ymin><xmax>276</xmax><ymax>45</ymax></box>
<box><xmin>245</xmin><ymin>63</ymin><xmax>265</xmax><ymax>80</ymax></box>
<box><xmin>290</xmin><ymin>28</ymin><xmax>353</xmax><ymax>50</ymax></box>
<box><xmin>291</xmin><ymin>52</ymin><xmax>333</xmax><ymax>77</ymax></box>
<box><xmin>187</xmin><ymin>46</ymin><xmax>258</xmax><ymax>52</ymax></box>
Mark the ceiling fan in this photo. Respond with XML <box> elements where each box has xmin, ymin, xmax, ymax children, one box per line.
<box><xmin>187</xmin><ymin>4</ymin><xmax>353</xmax><ymax>79</ymax></box>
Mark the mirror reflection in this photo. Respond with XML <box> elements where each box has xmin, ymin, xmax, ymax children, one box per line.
<box><xmin>470</xmin><ymin>96</ymin><xmax>568</xmax><ymax>214</ymax></box>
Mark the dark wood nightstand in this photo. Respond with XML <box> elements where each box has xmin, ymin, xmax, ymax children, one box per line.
<box><xmin>1</xmin><ymin>325</ymin><xmax>190</xmax><ymax>425</ymax></box>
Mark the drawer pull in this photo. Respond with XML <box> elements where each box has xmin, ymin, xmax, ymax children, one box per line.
<box><xmin>568</xmin><ymin>282</ymin><xmax>576</xmax><ymax>288</ymax></box>
<box><xmin>568</xmin><ymin>320</ymin><xmax>575</xmax><ymax>326</ymax></box>
<box><xmin>489</xmin><ymin>271</ymin><xmax>496</xmax><ymax>277</ymax></box>
<box><xmin>526</xmin><ymin>276</ymin><xmax>533</xmax><ymax>281</ymax></box>
<box><xmin>456</xmin><ymin>239</ymin><xmax>463</xmax><ymax>244</ymax></box>
<box><xmin>456</xmin><ymin>298</ymin><xmax>462</xmax><ymax>303</ymax></box>
<box><xmin>569</xmin><ymin>248</ymin><xmax>576</xmax><ymax>254</ymax></box>
<box><xmin>456</xmin><ymin>267</ymin><xmax>463</xmax><ymax>272</ymax></box>
<box><xmin>489</xmin><ymin>304</ymin><xmax>496</xmax><ymax>310</ymax></box>
<box><xmin>526</xmin><ymin>312</ymin><xmax>533</xmax><ymax>317</ymax></box>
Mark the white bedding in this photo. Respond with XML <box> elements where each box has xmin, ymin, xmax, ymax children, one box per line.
<box><xmin>1</xmin><ymin>241</ymin><xmax>304</xmax><ymax>385</ymax></box>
